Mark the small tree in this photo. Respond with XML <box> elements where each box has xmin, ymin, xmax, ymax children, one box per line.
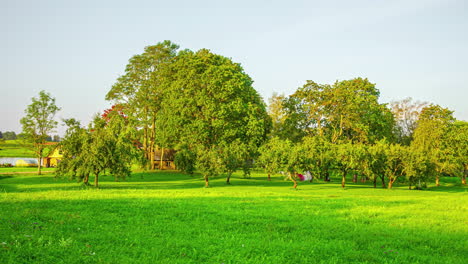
<box><xmin>56</xmin><ymin>119</ymin><xmax>90</xmax><ymax>184</ymax></box>
<box><xmin>385</xmin><ymin>144</ymin><xmax>406</xmax><ymax>189</ymax></box>
<box><xmin>444</xmin><ymin>121</ymin><xmax>468</xmax><ymax>185</ymax></box>
<box><xmin>20</xmin><ymin>91</ymin><xmax>61</xmax><ymax>175</ymax></box>
<box><xmin>257</xmin><ymin>137</ymin><xmax>287</xmax><ymax>181</ymax></box>
<box><xmin>334</xmin><ymin>142</ymin><xmax>360</xmax><ymax>188</ymax></box>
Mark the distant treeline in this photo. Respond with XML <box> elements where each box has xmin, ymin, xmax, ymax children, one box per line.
<box><xmin>0</xmin><ymin>131</ymin><xmax>60</xmax><ymax>142</ymax></box>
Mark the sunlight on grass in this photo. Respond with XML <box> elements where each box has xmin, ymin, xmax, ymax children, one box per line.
<box><xmin>0</xmin><ymin>171</ymin><xmax>466</xmax><ymax>263</ymax></box>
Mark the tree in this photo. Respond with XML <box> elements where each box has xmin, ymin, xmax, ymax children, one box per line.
<box><xmin>258</xmin><ymin>137</ymin><xmax>290</xmax><ymax>181</ymax></box>
<box><xmin>365</xmin><ymin>140</ymin><xmax>389</xmax><ymax>188</ymax></box>
<box><xmin>56</xmin><ymin>110</ymin><xmax>136</xmax><ymax>187</ymax></box>
<box><xmin>20</xmin><ymin>91</ymin><xmax>61</xmax><ymax>175</ymax></box>
<box><xmin>55</xmin><ymin>119</ymin><xmax>90</xmax><ymax>184</ymax></box>
<box><xmin>219</xmin><ymin>140</ymin><xmax>249</xmax><ymax>184</ymax></box>
<box><xmin>334</xmin><ymin>142</ymin><xmax>361</xmax><ymax>188</ymax></box>
<box><xmin>402</xmin><ymin>146</ymin><xmax>434</xmax><ymax>190</ymax></box>
<box><xmin>267</xmin><ymin>93</ymin><xmax>289</xmax><ymax>139</ymax></box>
<box><xmin>385</xmin><ymin>144</ymin><xmax>406</xmax><ymax>189</ymax></box>
<box><xmin>390</xmin><ymin>97</ymin><xmax>428</xmax><ymax>145</ymax></box>
<box><xmin>2</xmin><ymin>131</ymin><xmax>17</xmax><ymax>140</ymax></box>
<box><xmin>284</xmin><ymin>78</ymin><xmax>394</xmax><ymax>144</ymax></box>
<box><xmin>444</xmin><ymin>121</ymin><xmax>468</xmax><ymax>185</ymax></box>
<box><xmin>299</xmin><ymin>136</ymin><xmax>334</xmax><ymax>182</ymax></box>
<box><xmin>0</xmin><ymin>131</ymin><xmax>3</xmax><ymax>139</ymax></box>
<box><xmin>106</xmin><ymin>40</ymin><xmax>180</xmax><ymax>170</ymax></box>
<box><xmin>412</xmin><ymin>104</ymin><xmax>455</xmax><ymax>186</ymax></box>
<box><xmin>156</xmin><ymin>49</ymin><xmax>270</xmax><ymax>187</ymax></box>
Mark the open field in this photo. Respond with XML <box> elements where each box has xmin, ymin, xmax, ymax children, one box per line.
<box><xmin>0</xmin><ymin>140</ymin><xmax>35</xmax><ymax>158</ymax></box>
<box><xmin>0</xmin><ymin>171</ymin><xmax>466</xmax><ymax>263</ymax></box>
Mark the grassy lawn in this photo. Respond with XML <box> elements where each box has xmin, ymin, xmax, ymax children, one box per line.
<box><xmin>0</xmin><ymin>140</ymin><xmax>35</xmax><ymax>158</ymax></box>
<box><xmin>0</xmin><ymin>171</ymin><xmax>466</xmax><ymax>263</ymax></box>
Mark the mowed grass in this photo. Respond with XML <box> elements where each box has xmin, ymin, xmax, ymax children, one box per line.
<box><xmin>0</xmin><ymin>140</ymin><xmax>34</xmax><ymax>158</ymax></box>
<box><xmin>0</xmin><ymin>171</ymin><xmax>466</xmax><ymax>264</ymax></box>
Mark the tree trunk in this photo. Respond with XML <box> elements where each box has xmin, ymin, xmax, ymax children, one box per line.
<box><xmin>381</xmin><ymin>176</ymin><xmax>386</xmax><ymax>188</ymax></box>
<box><xmin>373</xmin><ymin>178</ymin><xmax>377</xmax><ymax>188</ymax></box>
<box><xmin>37</xmin><ymin>157</ymin><xmax>42</xmax><ymax>175</ymax></box>
<box><xmin>94</xmin><ymin>171</ymin><xmax>99</xmax><ymax>188</ymax></box>
<box><xmin>341</xmin><ymin>171</ymin><xmax>346</xmax><ymax>188</ymax></box>
<box><xmin>37</xmin><ymin>148</ymin><xmax>43</xmax><ymax>175</ymax></box>
<box><xmin>226</xmin><ymin>172</ymin><xmax>231</xmax><ymax>184</ymax></box>
<box><xmin>151</xmin><ymin>116</ymin><xmax>157</xmax><ymax>170</ymax></box>
<box><xmin>436</xmin><ymin>175</ymin><xmax>440</xmax><ymax>187</ymax></box>
<box><xmin>409</xmin><ymin>181</ymin><xmax>412</xmax><ymax>190</ymax></box>
<box><xmin>463</xmin><ymin>165</ymin><xmax>467</xmax><ymax>185</ymax></box>
<box><xmin>325</xmin><ymin>171</ymin><xmax>330</xmax><ymax>182</ymax></box>
<box><xmin>159</xmin><ymin>148</ymin><xmax>165</xmax><ymax>170</ymax></box>
<box><xmin>83</xmin><ymin>174</ymin><xmax>89</xmax><ymax>185</ymax></box>
<box><xmin>289</xmin><ymin>172</ymin><xmax>297</xmax><ymax>189</ymax></box>
<box><xmin>388</xmin><ymin>176</ymin><xmax>393</xmax><ymax>189</ymax></box>
<box><xmin>267</xmin><ymin>173</ymin><xmax>271</xmax><ymax>181</ymax></box>
<box><xmin>204</xmin><ymin>175</ymin><xmax>209</xmax><ymax>188</ymax></box>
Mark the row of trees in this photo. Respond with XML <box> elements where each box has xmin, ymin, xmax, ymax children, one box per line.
<box><xmin>262</xmin><ymin>79</ymin><xmax>467</xmax><ymax>188</ymax></box>
<box><xmin>0</xmin><ymin>130</ymin><xmax>60</xmax><ymax>141</ymax></box>
<box><xmin>55</xmin><ymin>41</ymin><xmax>269</xmax><ymax>187</ymax></box>
<box><xmin>20</xmin><ymin>40</ymin><xmax>467</xmax><ymax>189</ymax></box>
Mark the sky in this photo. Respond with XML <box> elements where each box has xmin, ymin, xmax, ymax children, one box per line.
<box><xmin>1</xmin><ymin>0</ymin><xmax>467</xmax><ymax>136</ymax></box>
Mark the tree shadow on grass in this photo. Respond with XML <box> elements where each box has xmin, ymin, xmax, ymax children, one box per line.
<box><xmin>2</xmin><ymin>171</ymin><xmax>467</xmax><ymax>194</ymax></box>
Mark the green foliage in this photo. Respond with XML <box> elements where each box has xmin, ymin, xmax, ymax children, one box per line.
<box><xmin>1</xmin><ymin>131</ymin><xmax>17</xmax><ymax>140</ymax></box>
<box><xmin>280</xmin><ymin>78</ymin><xmax>394</xmax><ymax>143</ymax></box>
<box><xmin>174</xmin><ymin>146</ymin><xmax>196</xmax><ymax>175</ymax></box>
<box><xmin>20</xmin><ymin>91</ymin><xmax>61</xmax><ymax>175</ymax></box>
<box><xmin>56</xmin><ymin>112</ymin><xmax>137</xmax><ymax>187</ymax></box>
<box><xmin>444</xmin><ymin>121</ymin><xmax>468</xmax><ymax>184</ymax></box>
<box><xmin>106</xmin><ymin>40</ymin><xmax>180</xmax><ymax>169</ymax></box>
<box><xmin>157</xmin><ymin>49</ymin><xmax>270</xmax><ymax>185</ymax></box>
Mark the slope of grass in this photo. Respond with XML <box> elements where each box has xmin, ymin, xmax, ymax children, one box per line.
<box><xmin>0</xmin><ymin>140</ymin><xmax>35</xmax><ymax>158</ymax></box>
<box><xmin>0</xmin><ymin>171</ymin><xmax>466</xmax><ymax>263</ymax></box>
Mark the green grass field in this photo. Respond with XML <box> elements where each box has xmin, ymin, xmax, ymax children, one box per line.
<box><xmin>0</xmin><ymin>140</ymin><xmax>35</xmax><ymax>158</ymax></box>
<box><xmin>0</xmin><ymin>171</ymin><xmax>466</xmax><ymax>263</ymax></box>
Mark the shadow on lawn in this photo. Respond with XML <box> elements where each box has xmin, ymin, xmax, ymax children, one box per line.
<box><xmin>1</xmin><ymin>171</ymin><xmax>466</xmax><ymax>193</ymax></box>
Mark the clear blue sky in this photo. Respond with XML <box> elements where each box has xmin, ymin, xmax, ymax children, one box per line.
<box><xmin>1</xmin><ymin>0</ymin><xmax>467</xmax><ymax>135</ymax></box>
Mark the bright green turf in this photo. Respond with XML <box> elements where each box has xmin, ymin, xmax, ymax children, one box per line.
<box><xmin>0</xmin><ymin>171</ymin><xmax>466</xmax><ymax>264</ymax></box>
<box><xmin>0</xmin><ymin>140</ymin><xmax>35</xmax><ymax>158</ymax></box>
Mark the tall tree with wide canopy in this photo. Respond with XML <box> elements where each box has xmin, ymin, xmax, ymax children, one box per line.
<box><xmin>157</xmin><ymin>49</ymin><xmax>270</xmax><ymax>187</ymax></box>
<box><xmin>20</xmin><ymin>91</ymin><xmax>61</xmax><ymax>175</ymax></box>
<box><xmin>106</xmin><ymin>40</ymin><xmax>179</xmax><ymax>169</ymax></box>
<box><xmin>283</xmin><ymin>78</ymin><xmax>394</xmax><ymax>143</ymax></box>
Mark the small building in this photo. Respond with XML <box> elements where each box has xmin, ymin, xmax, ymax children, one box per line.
<box><xmin>153</xmin><ymin>147</ymin><xmax>176</xmax><ymax>170</ymax></box>
<box><xmin>42</xmin><ymin>143</ymin><xmax>63</xmax><ymax>168</ymax></box>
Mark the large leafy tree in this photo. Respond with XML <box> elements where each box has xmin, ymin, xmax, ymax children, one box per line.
<box><xmin>106</xmin><ymin>40</ymin><xmax>179</xmax><ymax>169</ymax></box>
<box><xmin>20</xmin><ymin>91</ymin><xmax>61</xmax><ymax>175</ymax></box>
<box><xmin>283</xmin><ymin>78</ymin><xmax>394</xmax><ymax>143</ymax></box>
<box><xmin>412</xmin><ymin>104</ymin><xmax>455</xmax><ymax>186</ymax></box>
<box><xmin>157</xmin><ymin>49</ymin><xmax>270</xmax><ymax>187</ymax></box>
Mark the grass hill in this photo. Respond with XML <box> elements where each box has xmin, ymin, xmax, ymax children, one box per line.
<box><xmin>0</xmin><ymin>140</ymin><xmax>35</xmax><ymax>158</ymax></box>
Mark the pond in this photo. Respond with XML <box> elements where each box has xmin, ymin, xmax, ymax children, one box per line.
<box><xmin>0</xmin><ymin>157</ymin><xmax>38</xmax><ymax>166</ymax></box>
